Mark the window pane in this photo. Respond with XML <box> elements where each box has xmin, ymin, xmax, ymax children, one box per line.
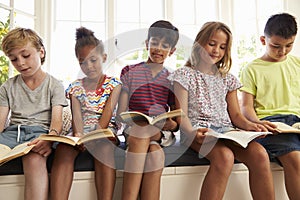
<box><xmin>15</xmin><ymin>13</ymin><xmax>34</xmax><ymax>28</ymax></box>
<box><xmin>116</xmin><ymin>0</ymin><xmax>139</xmax><ymax>22</ymax></box>
<box><xmin>56</xmin><ymin>0</ymin><xmax>80</xmax><ymax>21</ymax></box>
<box><xmin>14</xmin><ymin>0</ymin><xmax>34</xmax><ymax>15</ymax></box>
<box><xmin>51</xmin><ymin>21</ymin><xmax>81</xmax><ymax>86</ymax></box>
<box><xmin>81</xmin><ymin>0</ymin><xmax>105</xmax><ymax>21</ymax></box>
<box><xmin>195</xmin><ymin>0</ymin><xmax>218</xmax><ymax>25</ymax></box>
<box><xmin>116</xmin><ymin>23</ymin><xmax>140</xmax><ymax>35</ymax></box>
<box><xmin>173</xmin><ymin>0</ymin><xmax>195</xmax><ymax>24</ymax></box>
<box><xmin>140</xmin><ymin>0</ymin><xmax>163</xmax><ymax>23</ymax></box>
<box><xmin>81</xmin><ymin>22</ymin><xmax>105</xmax><ymax>41</ymax></box>
<box><xmin>1</xmin><ymin>0</ymin><xmax>10</xmax><ymax>6</ymax></box>
<box><xmin>0</xmin><ymin>8</ymin><xmax>10</xmax><ymax>26</ymax></box>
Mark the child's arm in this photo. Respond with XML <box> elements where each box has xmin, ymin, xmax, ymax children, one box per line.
<box><xmin>226</xmin><ymin>90</ymin><xmax>268</xmax><ymax>131</ymax></box>
<box><xmin>29</xmin><ymin>105</ymin><xmax>64</xmax><ymax>157</ymax></box>
<box><xmin>48</xmin><ymin>105</ymin><xmax>64</xmax><ymax>135</ymax></box>
<box><xmin>240</xmin><ymin>91</ymin><xmax>277</xmax><ymax>130</ymax></box>
<box><xmin>0</xmin><ymin>106</ymin><xmax>9</xmax><ymax>132</ymax></box>
<box><xmin>116</xmin><ymin>89</ymin><xmax>129</xmax><ymax>123</ymax></box>
<box><xmin>98</xmin><ymin>85</ymin><xmax>121</xmax><ymax>129</ymax></box>
<box><xmin>69</xmin><ymin>94</ymin><xmax>84</xmax><ymax>137</ymax></box>
<box><xmin>173</xmin><ymin>82</ymin><xmax>207</xmax><ymax>143</ymax></box>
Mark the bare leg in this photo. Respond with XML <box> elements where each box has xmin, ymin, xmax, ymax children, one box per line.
<box><xmin>228</xmin><ymin>141</ymin><xmax>275</xmax><ymax>200</ymax></box>
<box><xmin>190</xmin><ymin>141</ymin><xmax>234</xmax><ymax>200</ymax></box>
<box><xmin>121</xmin><ymin>135</ymin><xmax>150</xmax><ymax>200</ymax></box>
<box><xmin>23</xmin><ymin>152</ymin><xmax>49</xmax><ymax>200</ymax></box>
<box><xmin>140</xmin><ymin>144</ymin><xmax>164</xmax><ymax>200</ymax></box>
<box><xmin>278</xmin><ymin>151</ymin><xmax>300</xmax><ymax>200</ymax></box>
<box><xmin>94</xmin><ymin>140</ymin><xmax>116</xmax><ymax>200</ymax></box>
<box><xmin>50</xmin><ymin>143</ymin><xmax>79</xmax><ymax>200</ymax></box>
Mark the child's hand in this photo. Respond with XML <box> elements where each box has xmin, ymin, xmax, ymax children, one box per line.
<box><xmin>194</xmin><ymin>128</ymin><xmax>208</xmax><ymax>144</ymax></box>
<box><xmin>161</xmin><ymin>118</ymin><xmax>177</xmax><ymax>131</ymax></box>
<box><xmin>259</xmin><ymin>120</ymin><xmax>278</xmax><ymax>132</ymax></box>
<box><xmin>74</xmin><ymin>132</ymin><xmax>84</xmax><ymax>137</ymax></box>
<box><xmin>246</xmin><ymin>122</ymin><xmax>269</xmax><ymax>132</ymax></box>
<box><xmin>29</xmin><ymin>139</ymin><xmax>52</xmax><ymax>157</ymax></box>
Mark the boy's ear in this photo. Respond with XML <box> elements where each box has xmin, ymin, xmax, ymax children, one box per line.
<box><xmin>40</xmin><ymin>47</ymin><xmax>45</xmax><ymax>59</ymax></box>
<box><xmin>102</xmin><ymin>53</ymin><xmax>107</xmax><ymax>63</ymax></box>
<box><xmin>168</xmin><ymin>47</ymin><xmax>176</xmax><ymax>56</ymax></box>
<box><xmin>260</xmin><ymin>36</ymin><xmax>266</xmax><ymax>45</ymax></box>
<box><xmin>145</xmin><ymin>40</ymin><xmax>149</xmax><ymax>50</ymax></box>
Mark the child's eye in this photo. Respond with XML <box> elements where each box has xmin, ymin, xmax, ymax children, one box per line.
<box><xmin>90</xmin><ymin>58</ymin><xmax>98</xmax><ymax>63</ymax></box>
<box><xmin>150</xmin><ymin>41</ymin><xmax>159</xmax><ymax>46</ymax></box>
<box><xmin>23</xmin><ymin>54</ymin><xmax>30</xmax><ymax>58</ymax></box>
<box><xmin>162</xmin><ymin>43</ymin><xmax>171</xmax><ymax>49</ymax></box>
<box><xmin>220</xmin><ymin>45</ymin><xmax>226</xmax><ymax>50</ymax></box>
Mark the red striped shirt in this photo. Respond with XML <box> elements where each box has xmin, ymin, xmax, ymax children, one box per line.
<box><xmin>120</xmin><ymin>62</ymin><xmax>174</xmax><ymax>116</ymax></box>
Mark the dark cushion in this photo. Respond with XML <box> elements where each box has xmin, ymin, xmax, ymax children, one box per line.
<box><xmin>0</xmin><ymin>142</ymin><xmax>209</xmax><ymax>176</ymax></box>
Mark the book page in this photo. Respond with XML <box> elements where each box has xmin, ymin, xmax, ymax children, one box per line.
<box><xmin>0</xmin><ymin>144</ymin><xmax>11</xmax><ymax>158</ymax></box>
<box><xmin>119</xmin><ymin>111</ymin><xmax>153</xmax><ymax>125</ymax></box>
<box><xmin>79</xmin><ymin>129</ymin><xmax>116</xmax><ymax>144</ymax></box>
<box><xmin>152</xmin><ymin>109</ymin><xmax>185</xmax><ymax>125</ymax></box>
<box><xmin>272</xmin><ymin>122</ymin><xmax>300</xmax><ymax>133</ymax></box>
<box><xmin>38</xmin><ymin>134</ymin><xmax>79</xmax><ymax>146</ymax></box>
<box><xmin>0</xmin><ymin>142</ymin><xmax>34</xmax><ymax>165</ymax></box>
<box><xmin>206</xmin><ymin>130</ymin><xmax>270</xmax><ymax>148</ymax></box>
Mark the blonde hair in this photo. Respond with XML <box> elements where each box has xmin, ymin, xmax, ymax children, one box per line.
<box><xmin>186</xmin><ymin>22</ymin><xmax>232</xmax><ymax>76</ymax></box>
<box><xmin>1</xmin><ymin>27</ymin><xmax>46</xmax><ymax>64</ymax></box>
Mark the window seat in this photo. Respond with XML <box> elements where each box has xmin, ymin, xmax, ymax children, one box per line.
<box><xmin>0</xmin><ymin>143</ymin><xmax>289</xmax><ymax>200</ymax></box>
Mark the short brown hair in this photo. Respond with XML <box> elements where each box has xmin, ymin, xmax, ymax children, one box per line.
<box><xmin>1</xmin><ymin>27</ymin><xmax>46</xmax><ymax>64</ymax></box>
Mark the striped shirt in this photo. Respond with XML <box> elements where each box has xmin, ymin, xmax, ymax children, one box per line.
<box><xmin>66</xmin><ymin>76</ymin><xmax>121</xmax><ymax>130</ymax></box>
<box><xmin>120</xmin><ymin>62</ymin><xmax>174</xmax><ymax>116</ymax></box>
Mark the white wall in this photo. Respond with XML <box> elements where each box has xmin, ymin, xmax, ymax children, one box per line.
<box><xmin>286</xmin><ymin>0</ymin><xmax>300</xmax><ymax>55</ymax></box>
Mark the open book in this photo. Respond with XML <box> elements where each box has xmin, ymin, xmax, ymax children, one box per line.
<box><xmin>205</xmin><ymin>129</ymin><xmax>272</xmax><ymax>148</ymax></box>
<box><xmin>272</xmin><ymin>122</ymin><xmax>300</xmax><ymax>134</ymax></box>
<box><xmin>0</xmin><ymin>142</ymin><xmax>35</xmax><ymax>166</ymax></box>
<box><xmin>119</xmin><ymin>109</ymin><xmax>185</xmax><ymax>126</ymax></box>
<box><xmin>38</xmin><ymin>128</ymin><xmax>116</xmax><ymax>146</ymax></box>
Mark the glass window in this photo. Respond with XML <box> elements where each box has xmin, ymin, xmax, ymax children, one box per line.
<box><xmin>1</xmin><ymin>0</ymin><xmax>10</xmax><ymax>6</ymax></box>
<box><xmin>81</xmin><ymin>0</ymin><xmax>105</xmax><ymax>22</ymax></box>
<box><xmin>0</xmin><ymin>1</ymin><xmax>35</xmax><ymax>82</ymax></box>
<box><xmin>51</xmin><ymin>0</ymin><xmax>106</xmax><ymax>86</ymax></box>
<box><xmin>15</xmin><ymin>14</ymin><xmax>35</xmax><ymax>28</ymax></box>
<box><xmin>232</xmin><ymin>0</ymin><xmax>284</xmax><ymax>77</ymax></box>
<box><xmin>116</xmin><ymin>0</ymin><xmax>139</xmax><ymax>23</ymax></box>
<box><xmin>14</xmin><ymin>0</ymin><xmax>35</xmax><ymax>15</ymax></box>
<box><xmin>140</xmin><ymin>0</ymin><xmax>164</xmax><ymax>23</ymax></box>
<box><xmin>56</xmin><ymin>0</ymin><xmax>80</xmax><ymax>21</ymax></box>
<box><xmin>173</xmin><ymin>0</ymin><xmax>195</xmax><ymax>24</ymax></box>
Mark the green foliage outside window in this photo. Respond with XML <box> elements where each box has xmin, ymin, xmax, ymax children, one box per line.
<box><xmin>237</xmin><ymin>35</ymin><xmax>259</xmax><ymax>78</ymax></box>
<box><xmin>0</xmin><ymin>17</ymin><xmax>10</xmax><ymax>85</ymax></box>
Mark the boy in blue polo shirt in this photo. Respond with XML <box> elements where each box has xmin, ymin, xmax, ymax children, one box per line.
<box><xmin>117</xmin><ymin>20</ymin><xmax>179</xmax><ymax>200</ymax></box>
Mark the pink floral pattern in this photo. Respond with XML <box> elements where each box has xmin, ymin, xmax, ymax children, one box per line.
<box><xmin>168</xmin><ymin>66</ymin><xmax>242</xmax><ymax>128</ymax></box>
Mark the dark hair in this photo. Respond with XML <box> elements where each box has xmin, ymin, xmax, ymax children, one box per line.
<box><xmin>264</xmin><ymin>13</ymin><xmax>298</xmax><ymax>39</ymax></box>
<box><xmin>75</xmin><ymin>27</ymin><xmax>104</xmax><ymax>57</ymax></box>
<box><xmin>147</xmin><ymin>20</ymin><xmax>179</xmax><ymax>48</ymax></box>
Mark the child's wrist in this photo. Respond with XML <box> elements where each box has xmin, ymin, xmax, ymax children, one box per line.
<box><xmin>171</xmin><ymin>122</ymin><xmax>180</xmax><ymax>132</ymax></box>
<box><xmin>49</xmin><ymin>128</ymin><xmax>59</xmax><ymax>135</ymax></box>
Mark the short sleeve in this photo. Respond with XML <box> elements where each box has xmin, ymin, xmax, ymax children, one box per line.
<box><xmin>0</xmin><ymin>81</ymin><xmax>9</xmax><ymax>107</ymax></box>
<box><xmin>239</xmin><ymin>66</ymin><xmax>256</xmax><ymax>95</ymax></box>
<box><xmin>226</xmin><ymin>73</ymin><xmax>242</xmax><ymax>92</ymax></box>
<box><xmin>65</xmin><ymin>80</ymin><xmax>83</xmax><ymax>99</ymax></box>
<box><xmin>50</xmin><ymin>76</ymin><xmax>68</xmax><ymax>107</ymax></box>
<box><xmin>120</xmin><ymin>65</ymin><xmax>130</xmax><ymax>92</ymax></box>
<box><xmin>168</xmin><ymin>66</ymin><xmax>192</xmax><ymax>91</ymax></box>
